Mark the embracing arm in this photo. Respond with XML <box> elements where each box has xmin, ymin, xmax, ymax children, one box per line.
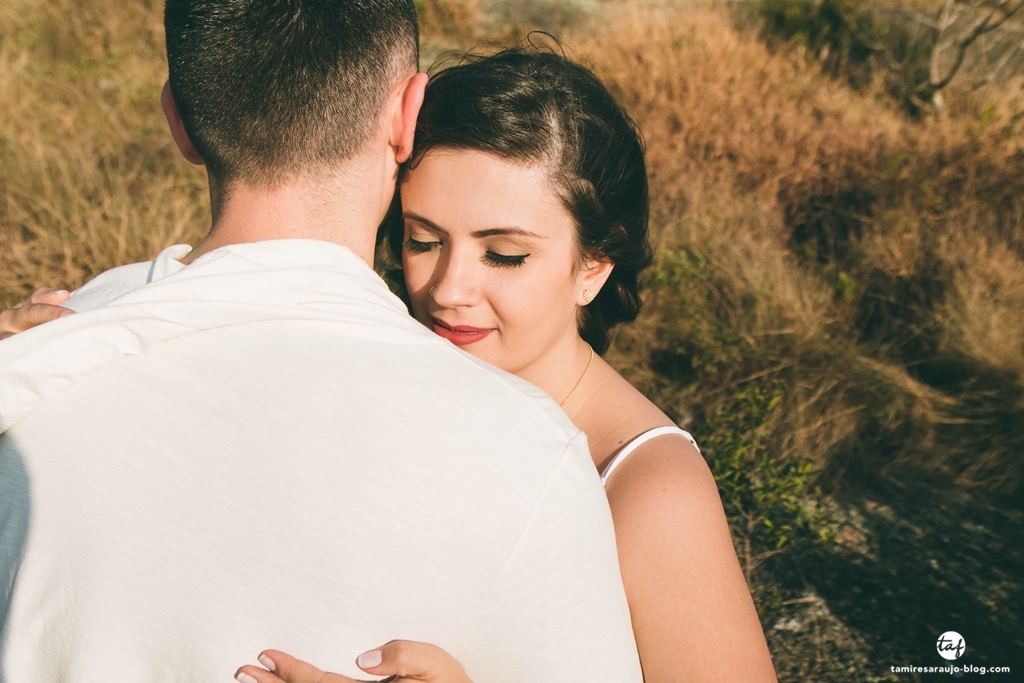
<box><xmin>0</xmin><ymin>288</ymin><xmax>72</xmax><ymax>340</ymax></box>
<box><xmin>605</xmin><ymin>437</ymin><xmax>778</xmax><ymax>683</ymax></box>
<box><xmin>236</xmin><ymin>641</ymin><xmax>473</xmax><ymax>683</ymax></box>
<box><xmin>0</xmin><ymin>288</ymin><xmax>73</xmax><ymax>340</ymax></box>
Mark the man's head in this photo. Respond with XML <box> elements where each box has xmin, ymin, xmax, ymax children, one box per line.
<box><xmin>163</xmin><ymin>0</ymin><xmax>420</xmax><ymax>186</ymax></box>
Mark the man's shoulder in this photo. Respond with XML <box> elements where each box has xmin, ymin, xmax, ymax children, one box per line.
<box><xmin>65</xmin><ymin>245</ymin><xmax>192</xmax><ymax>313</ymax></box>
<box><xmin>401</xmin><ymin>340</ymin><xmax>583</xmax><ymax>448</ymax></box>
<box><xmin>65</xmin><ymin>261</ymin><xmax>155</xmax><ymax>313</ymax></box>
<box><xmin>482</xmin><ymin>362</ymin><xmax>585</xmax><ymax>447</ymax></box>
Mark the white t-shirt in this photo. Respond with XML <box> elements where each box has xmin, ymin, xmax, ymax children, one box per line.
<box><xmin>0</xmin><ymin>240</ymin><xmax>641</xmax><ymax>683</ymax></box>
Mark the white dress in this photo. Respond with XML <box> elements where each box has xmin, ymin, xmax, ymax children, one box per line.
<box><xmin>600</xmin><ymin>426</ymin><xmax>701</xmax><ymax>484</ymax></box>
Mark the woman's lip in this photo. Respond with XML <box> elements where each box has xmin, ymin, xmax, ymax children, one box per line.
<box><xmin>431</xmin><ymin>318</ymin><xmax>495</xmax><ymax>346</ymax></box>
<box><xmin>432</xmin><ymin>318</ymin><xmax>490</xmax><ymax>333</ymax></box>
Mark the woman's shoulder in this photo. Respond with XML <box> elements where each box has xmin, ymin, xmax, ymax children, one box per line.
<box><xmin>581</xmin><ymin>360</ymin><xmax>714</xmax><ymax>501</ymax></box>
<box><xmin>582</xmin><ymin>362</ymin><xmax>698</xmax><ymax>470</ymax></box>
<box><xmin>599</xmin><ymin>425</ymin><xmax>700</xmax><ymax>482</ymax></box>
<box><xmin>601</xmin><ymin>421</ymin><xmax>723</xmax><ymax>573</ymax></box>
<box><xmin>602</xmin><ymin>426</ymin><xmax>713</xmax><ymax>511</ymax></box>
<box><xmin>593</xmin><ymin>392</ymin><xmax>776</xmax><ymax>683</ymax></box>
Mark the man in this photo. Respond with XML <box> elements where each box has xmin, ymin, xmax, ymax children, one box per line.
<box><xmin>0</xmin><ymin>1</ymin><xmax>642</xmax><ymax>681</ymax></box>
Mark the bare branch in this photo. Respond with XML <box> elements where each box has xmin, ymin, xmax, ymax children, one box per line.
<box><xmin>912</xmin><ymin>11</ymin><xmax>941</xmax><ymax>30</ymax></box>
<box><xmin>938</xmin><ymin>0</ymin><xmax>959</xmax><ymax>32</ymax></box>
<box><xmin>979</xmin><ymin>0</ymin><xmax>1024</xmax><ymax>34</ymax></box>
<box><xmin>930</xmin><ymin>0</ymin><xmax>1024</xmax><ymax>90</ymax></box>
<box><xmin>972</xmin><ymin>40</ymin><xmax>1024</xmax><ymax>88</ymax></box>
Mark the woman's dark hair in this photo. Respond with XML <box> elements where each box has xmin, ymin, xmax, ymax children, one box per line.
<box><xmin>386</xmin><ymin>46</ymin><xmax>653</xmax><ymax>354</ymax></box>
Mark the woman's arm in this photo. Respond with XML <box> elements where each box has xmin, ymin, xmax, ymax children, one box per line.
<box><xmin>604</xmin><ymin>436</ymin><xmax>778</xmax><ymax>683</ymax></box>
<box><xmin>0</xmin><ymin>288</ymin><xmax>72</xmax><ymax>340</ymax></box>
<box><xmin>236</xmin><ymin>641</ymin><xmax>473</xmax><ymax>683</ymax></box>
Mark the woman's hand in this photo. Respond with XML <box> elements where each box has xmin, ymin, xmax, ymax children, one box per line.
<box><xmin>0</xmin><ymin>288</ymin><xmax>73</xmax><ymax>340</ymax></box>
<box><xmin>235</xmin><ymin>641</ymin><xmax>474</xmax><ymax>683</ymax></box>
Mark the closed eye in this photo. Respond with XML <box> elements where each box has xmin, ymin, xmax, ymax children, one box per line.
<box><xmin>484</xmin><ymin>250</ymin><xmax>529</xmax><ymax>268</ymax></box>
<box><xmin>402</xmin><ymin>238</ymin><xmax>441</xmax><ymax>254</ymax></box>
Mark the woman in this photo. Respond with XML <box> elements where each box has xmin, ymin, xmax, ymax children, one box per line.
<box><xmin>3</xmin><ymin>49</ymin><xmax>777</xmax><ymax>682</ymax></box>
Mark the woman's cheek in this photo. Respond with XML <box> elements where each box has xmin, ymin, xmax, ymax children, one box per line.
<box><xmin>506</xmin><ymin>270</ymin><xmax>562</xmax><ymax>335</ymax></box>
<box><xmin>402</xmin><ymin>256</ymin><xmax>434</xmax><ymax>320</ymax></box>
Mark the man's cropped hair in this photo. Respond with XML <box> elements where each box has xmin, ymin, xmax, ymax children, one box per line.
<box><xmin>165</xmin><ymin>0</ymin><xmax>419</xmax><ymax>185</ymax></box>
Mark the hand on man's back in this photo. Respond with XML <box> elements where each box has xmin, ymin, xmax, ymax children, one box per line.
<box><xmin>0</xmin><ymin>287</ymin><xmax>73</xmax><ymax>340</ymax></box>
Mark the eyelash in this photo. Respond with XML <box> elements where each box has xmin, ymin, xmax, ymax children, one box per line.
<box><xmin>402</xmin><ymin>238</ymin><xmax>438</xmax><ymax>254</ymax></box>
<box><xmin>402</xmin><ymin>239</ymin><xmax>530</xmax><ymax>269</ymax></box>
<box><xmin>485</xmin><ymin>251</ymin><xmax>528</xmax><ymax>268</ymax></box>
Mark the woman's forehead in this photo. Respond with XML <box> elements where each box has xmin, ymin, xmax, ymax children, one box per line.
<box><xmin>400</xmin><ymin>149</ymin><xmax>572</xmax><ymax>238</ymax></box>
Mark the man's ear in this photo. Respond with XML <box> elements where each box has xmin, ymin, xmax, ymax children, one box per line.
<box><xmin>577</xmin><ymin>257</ymin><xmax>615</xmax><ymax>307</ymax></box>
<box><xmin>389</xmin><ymin>72</ymin><xmax>428</xmax><ymax>164</ymax></box>
<box><xmin>161</xmin><ymin>80</ymin><xmax>205</xmax><ymax>166</ymax></box>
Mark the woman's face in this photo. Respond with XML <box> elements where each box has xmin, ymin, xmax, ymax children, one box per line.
<box><xmin>399</xmin><ymin>149</ymin><xmax>599</xmax><ymax>376</ymax></box>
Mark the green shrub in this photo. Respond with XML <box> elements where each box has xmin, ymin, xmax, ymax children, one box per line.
<box><xmin>700</xmin><ymin>380</ymin><xmax>835</xmax><ymax>595</ymax></box>
<box><xmin>644</xmin><ymin>249</ymin><xmax>835</xmax><ymax>599</ymax></box>
<box><xmin>754</xmin><ymin>0</ymin><xmax>944</xmax><ymax>112</ymax></box>
<box><xmin>756</xmin><ymin>0</ymin><xmax>877</xmax><ymax>86</ymax></box>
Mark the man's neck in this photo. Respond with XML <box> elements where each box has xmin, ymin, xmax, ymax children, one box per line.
<box><xmin>182</xmin><ymin>169</ymin><xmax>388</xmax><ymax>267</ymax></box>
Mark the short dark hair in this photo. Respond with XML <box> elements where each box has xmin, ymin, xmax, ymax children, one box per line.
<box><xmin>390</xmin><ymin>47</ymin><xmax>652</xmax><ymax>354</ymax></box>
<box><xmin>165</xmin><ymin>0</ymin><xmax>419</xmax><ymax>185</ymax></box>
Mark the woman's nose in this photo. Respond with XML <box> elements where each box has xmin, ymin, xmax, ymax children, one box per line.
<box><xmin>430</xmin><ymin>248</ymin><xmax>481</xmax><ymax>308</ymax></box>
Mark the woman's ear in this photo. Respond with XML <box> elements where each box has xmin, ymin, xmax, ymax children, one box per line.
<box><xmin>577</xmin><ymin>256</ymin><xmax>615</xmax><ymax>306</ymax></box>
<box><xmin>161</xmin><ymin>81</ymin><xmax>205</xmax><ymax>166</ymax></box>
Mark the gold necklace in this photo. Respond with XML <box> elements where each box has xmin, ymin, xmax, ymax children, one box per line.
<box><xmin>560</xmin><ymin>344</ymin><xmax>595</xmax><ymax>407</ymax></box>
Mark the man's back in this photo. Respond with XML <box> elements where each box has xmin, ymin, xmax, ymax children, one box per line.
<box><xmin>0</xmin><ymin>242</ymin><xmax>641</xmax><ymax>682</ymax></box>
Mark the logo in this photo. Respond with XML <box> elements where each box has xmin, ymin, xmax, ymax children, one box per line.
<box><xmin>936</xmin><ymin>632</ymin><xmax>966</xmax><ymax>661</ymax></box>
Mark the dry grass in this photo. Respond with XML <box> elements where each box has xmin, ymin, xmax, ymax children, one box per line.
<box><xmin>3</xmin><ymin>0</ymin><xmax>1022</xmax><ymax>494</ymax></box>
<box><xmin>4</xmin><ymin>0</ymin><xmax>1023</xmax><ymax>677</ymax></box>
<box><xmin>553</xmin><ymin>5</ymin><xmax>1024</xmax><ymax>498</ymax></box>
<box><xmin>417</xmin><ymin>0</ymin><xmax>484</xmax><ymax>60</ymax></box>
<box><xmin>0</xmin><ymin>0</ymin><xmax>209</xmax><ymax>305</ymax></box>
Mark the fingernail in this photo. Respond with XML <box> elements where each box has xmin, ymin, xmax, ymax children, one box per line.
<box><xmin>258</xmin><ymin>654</ymin><xmax>276</xmax><ymax>672</ymax></box>
<box><xmin>54</xmin><ymin>290</ymin><xmax>69</xmax><ymax>295</ymax></box>
<box><xmin>58</xmin><ymin>310</ymin><xmax>75</xmax><ymax>318</ymax></box>
<box><xmin>235</xmin><ymin>673</ymin><xmax>258</xmax><ymax>683</ymax></box>
<box><xmin>357</xmin><ymin>649</ymin><xmax>383</xmax><ymax>669</ymax></box>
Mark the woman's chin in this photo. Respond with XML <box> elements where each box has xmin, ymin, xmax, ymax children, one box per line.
<box><xmin>451</xmin><ymin>335</ymin><xmax>509</xmax><ymax>370</ymax></box>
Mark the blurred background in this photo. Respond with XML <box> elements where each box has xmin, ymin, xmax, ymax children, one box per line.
<box><xmin>2</xmin><ymin>0</ymin><xmax>1022</xmax><ymax>679</ymax></box>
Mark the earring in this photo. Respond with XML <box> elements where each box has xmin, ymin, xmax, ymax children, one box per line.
<box><xmin>582</xmin><ymin>288</ymin><xmax>597</xmax><ymax>304</ymax></box>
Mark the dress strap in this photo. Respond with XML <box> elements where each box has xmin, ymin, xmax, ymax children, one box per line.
<box><xmin>600</xmin><ymin>426</ymin><xmax>700</xmax><ymax>485</ymax></box>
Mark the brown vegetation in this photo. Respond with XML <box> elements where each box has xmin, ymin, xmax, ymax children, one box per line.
<box><xmin>3</xmin><ymin>0</ymin><xmax>1023</xmax><ymax>678</ymax></box>
<box><xmin>569</xmin><ymin>6</ymin><xmax>1024</xmax><ymax>499</ymax></box>
<box><xmin>416</xmin><ymin>0</ymin><xmax>483</xmax><ymax>48</ymax></box>
<box><xmin>0</xmin><ymin>0</ymin><xmax>208</xmax><ymax>304</ymax></box>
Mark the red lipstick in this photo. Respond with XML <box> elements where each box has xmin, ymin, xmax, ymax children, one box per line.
<box><xmin>431</xmin><ymin>318</ymin><xmax>495</xmax><ymax>346</ymax></box>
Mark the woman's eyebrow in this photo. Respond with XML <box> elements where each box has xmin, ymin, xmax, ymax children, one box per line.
<box><xmin>403</xmin><ymin>212</ymin><xmax>448</xmax><ymax>235</ymax></box>
<box><xmin>403</xmin><ymin>212</ymin><xmax>545</xmax><ymax>240</ymax></box>
<box><xmin>471</xmin><ymin>227</ymin><xmax>546</xmax><ymax>239</ymax></box>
